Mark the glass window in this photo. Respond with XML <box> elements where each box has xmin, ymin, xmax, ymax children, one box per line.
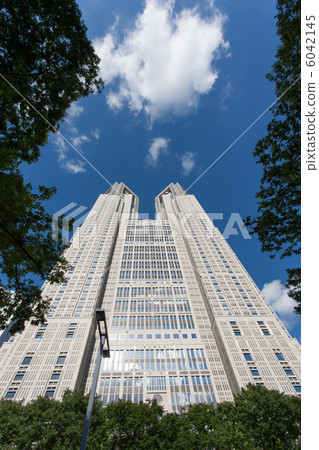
<box><xmin>51</xmin><ymin>373</ymin><xmax>61</xmax><ymax>380</ymax></box>
<box><xmin>293</xmin><ymin>385</ymin><xmax>301</xmax><ymax>393</ymax></box>
<box><xmin>45</xmin><ymin>390</ymin><xmax>55</xmax><ymax>398</ymax></box>
<box><xmin>14</xmin><ymin>373</ymin><xmax>24</xmax><ymax>381</ymax></box>
<box><xmin>250</xmin><ymin>369</ymin><xmax>259</xmax><ymax>376</ymax></box>
<box><xmin>285</xmin><ymin>369</ymin><xmax>294</xmax><ymax>376</ymax></box>
<box><xmin>22</xmin><ymin>357</ymin><xmax>32</xmax><ymax>365</ymax></box>
<box><xmin>5</xmin><ymin>391</ymin><xmax>16</xmax><ymax>399</ymax></box>
<box><xmin>56</xmin><ymin>356</ymin><xmax>66</xmax><ymax>364</ymax></box>
<box><xmin>275</xmin><ymin>352</ymin><xmax>285</xmax><ymax>361</ymax></box>
<box><xmin>243</xmin><ymin>353</ymin><xmax>253</xmax><ymax>361</ymax></box>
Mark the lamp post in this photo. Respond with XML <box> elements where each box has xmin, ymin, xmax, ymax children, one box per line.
<box><xmin>80</xmin><ymin>309</ymin><xmax>110</xmax><ymax>450</ymax></box>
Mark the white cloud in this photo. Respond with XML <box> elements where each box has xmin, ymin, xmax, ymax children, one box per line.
<box><xmin>262</xmin><ymin>279</ymin><xmax>298</xmax><ymax>330</ymax></box>
<box><xmin>221</xmin><ymin>79</ymin><xmax>233</xmax><ymax>100</ymax></box>
<box><xmin>181</xmin><ymin>151</ymin><xmax>196</xmax><ymax>175</ymax></box>
<box><xmin>51</xmin><ymin>102</ymin><xmax>90</xmax><ymax>174</ymax></box>
<box><xmin>54</xmin><ymin>133</ymin><xmax>88</xmax><ymax>174</ymax></box>
<box><xmin>91</xmin><ymin>128</ymin><xmax>101</xmax><ymax>140</ymax></box>
<box><xmin>71</xmin><ymin>134</ymin><xmax>90</xmax><ymax>148</ymax></box>
<box><xmin>66</xmin><ymin>103</ymin><xmax>84</xmax><ymax>120</ymax></box>
<box><xmin>94</xmin><ymin>0</ymin><xmax>229</xmax><ymax>122</ymax></box>
<box><xmin>62</xmin><ymin>160</ymin><xmax>86</xmax><ymax>174</ymax></box>
<box><xmin>146</xmin><ymin>137</ymin><xmax>169</xmax><ymax>167</ymax></box>
<box><xmin>55</xmin><ymin>134</ymin><xmax>67</xmax><ymax>162</ymax></box>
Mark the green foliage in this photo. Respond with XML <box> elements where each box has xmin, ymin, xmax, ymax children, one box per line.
<box><xmin>0</xmin><ymin>386</ymin><xmax>301</xmax><ymax>449</ymax></box>
<box><xmin>0</xmin><ymin>390</ymin><xmax>109</xmax><ymax>449</ymax></box>
<box><xmin>0</xmin><ymin>0</ymin><xmax>104</xmax><ymax>332</ymax></box>
<box><xmin>0</xmin><ymin>0</ymin><xmax>103</xmax><ymax>171</ymax></box>
<box><xmin>244</xmin><ymin>0</ymin><xmax>301</xmax><ymax>312</ymax></box>
<box><xmin>233</xmin><ymin>384</ymin><xmax>301</xmax><ymax>449</ymax></box>
<box><xmin>105</xmin><ymin>399</ymin><xmax>164</xmax><ymax>449</ymax></box>
<box><xmin>0</xmin><ymin>171</ymin><xmax>72</xmax><ymax>333</ymax></box>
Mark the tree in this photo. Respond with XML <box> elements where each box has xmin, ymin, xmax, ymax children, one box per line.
<box><xmin>0</xmin><ymin>172</ymin><xmax>72</xmax><ymax>333</ymax></box>
<box><xmin>233</xmin><ymin>384</ymin><xmax>301</xmax><ymax>449</ymax></box>
<box><xmin>0</xmin><ymin>0</ymin><xmax>104</xmax><ymax>332</ymax></box>
<box><xmin>0</xmin><ymin>390</ymin><xmax>109</xmax><ymax>449</ymax></box>
<box><xmin>104</xmin><ymin>399</ymin><xmax>164</xmax><ymax>449</ymax></box>
<box><xmin>0</xmin><ymin>387</ymin><xmax>301</xmax><ymax>449</ymax></box>
<box><xmin>175</xmin><ymin>385</ymin><xmax>300</xmax><ymax>449</ymax></box>
<box><xmin>0</xmin><ymin>0</ymin><xmax>103</xmax><ymax>170</ymax></box>
<box><xmin>244</xmin><ymin>0</ymin><xmax>301</xmax><ymax>313</ymax></box>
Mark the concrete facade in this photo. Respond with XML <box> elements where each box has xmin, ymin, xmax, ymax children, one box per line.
<box><xmin>0</xmin><ymin>183</ymin><xmax>301</xmax><ymax>410</ymax></box>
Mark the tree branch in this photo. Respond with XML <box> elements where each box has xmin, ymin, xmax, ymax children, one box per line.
<box><xmin>0</xmin><ymin>220</ymin><xmax>46</xmax><ymax>279</ymax></box>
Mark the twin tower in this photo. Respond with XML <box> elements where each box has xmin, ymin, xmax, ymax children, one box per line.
<box><xmin>0</xmin><ymin>183</ymin><xmax>301</xmax><ymax>411</ymax></box>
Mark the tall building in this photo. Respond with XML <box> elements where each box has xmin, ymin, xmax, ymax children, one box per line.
<box><xmin>0</xmin><ymin>183</ymin><xmax>301</xmax><ymax>411</ymax></box>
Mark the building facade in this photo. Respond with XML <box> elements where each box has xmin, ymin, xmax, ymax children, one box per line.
<box><xmin>0</xmin><ymin>183</ymin><xmax>301</xmax><ymax>411</ymax></box>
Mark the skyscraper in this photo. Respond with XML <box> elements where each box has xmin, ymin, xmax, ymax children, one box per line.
<box><xmin>0</xmin><ymin>183</ymin><xmax>301</xmax><ymax>410</ymax></box>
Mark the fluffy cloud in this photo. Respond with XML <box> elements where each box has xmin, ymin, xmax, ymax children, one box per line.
<box><xmin>54</xmin><ymin>133</ymin><xmax>88</xmax><ymax>174</ymax></box>
<box><xmin>146</xmin><ymin>137</ymin><xmax>169</xmax><ymax>166</ymax></box>
<box><xmin>66</xmin><ymin>103</ymin><xmax>84</xmax><ymax>120</ymax></box>
<box><xmin>181</xmin><ymin>151</ymin><xmax>196</xmax><ymax>175</ymax></box>
<box><xmin>62</xmin><ymin>160</ymin><xmax>86</xmax><ymax>174</ymax></box>
<box><xmin>71</xmin><ymin>134</ymin><xmax>90</xmax><ymax>149</ymax></box>
<box><xmin>91</xmin><ymin>128</ymin><xmax>101</xmax><ymax>140</ymax></box>
<box><xmin>94</xmin><ymin>0</ymin><xmax>229</xmax><ymax>122</ymax></box>
<box><xmin>262</xmin><ymin>279</ymin><xmax>298</xmax><ymax>330</ymax></box>
<box><xmin>52</xmin><ymin>102</ymin><xmax>91</xmax><ymax>174</ymax></box>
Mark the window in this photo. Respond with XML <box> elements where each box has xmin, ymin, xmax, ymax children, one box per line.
<box><xmin>275</xmin><ymin>352</ymin><xmax>285</xmax><ymax>361</ymax></box>
<box><xmin>14</xmin><ymin>372</ymin><xmax>25</xmax><ymax>381</ymax></box>
<box><xmin>284</xmin><ymin>369</ymin><xmax>294</xmax><ymax>376</ymax></box>
<box><xmin>51</xmin><ymin>372</ymin><xmax>61</xmax><ymax>380</ymax></box>
<box><xmin>5</xmin><ymin>391</ymin><xmax>16</xmax><ymax>399</ymax></box>
<box><xmin>243</xmin><ymin>353</ymin><xmax>253</xmax><ymax>361</ymax></box>
<box><xmin>250</xmin><ymin>369</ymin><xmax>260</xmax><ymax>376</ymax></box>
<box><xmin>56</xmin><ymin>356</ymin><xmax>66</xmax><ymax>364</ymax></box>
<box><xmin>147</xmin><ymin>376</ymin><xmax>166</xmax><ymax>392</ymax></box>
<box><xmin>22</xmin><ymin>356</ymin><xmax>32</xmax><ymax>365</ymax></box>
<box><xmin>293</xmin><ymin>384</ymin><xmax>301</xmax><ymax>393</ymax></box>
<box><xmin>45</xmin><ymin>390</ymin><xmax>55</xmax><ymax>398</ymax></box>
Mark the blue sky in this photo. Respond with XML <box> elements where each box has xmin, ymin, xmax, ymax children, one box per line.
<box><xmin>21</xmin><ymin>0</ymin><xmax>301</xmax><ymax>340</ymax></box>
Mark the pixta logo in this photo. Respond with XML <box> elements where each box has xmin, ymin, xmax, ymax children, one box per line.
<box><xmin>52</xmin><ymin>203</ymin><xmax>96</xmax><ymax>247</ymax></box>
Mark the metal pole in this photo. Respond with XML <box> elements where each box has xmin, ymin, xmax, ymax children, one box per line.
<box><xmin>80</xmin><ymin>335</ymin><xmax>105</xmax><ymax>450</ymax></box>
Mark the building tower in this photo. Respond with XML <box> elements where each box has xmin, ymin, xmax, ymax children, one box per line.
<box><xmin>0</xmin><ymin>183</ymin><xmax>301</xmax><ymax>411</ymax></box>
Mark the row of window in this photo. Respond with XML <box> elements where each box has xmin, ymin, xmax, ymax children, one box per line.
<box><xmin>111</xmin><ymin>314</ymin><xmax>195</xmax><ymax>330</ymax></box>
<box><xmin>103</xmin><ymin>348</ymin><xmax>208</xmax><ymax>372</ymax></box>
<box><xmin>230</xmin><ymin>321</ymin><xmax>271</xmax><ymax>337</ymax></box>
<box><xmin>116</xmin><ymin>286</ymin><xmax>187</xmax><ymax>298</ymax></box>
<box><xmin>119</xmin><ymin>270</ymin><xmax>183</xmax><ymax>280</ymax></box>
<box><xmin>121</xmin><ymin>261</ymin><xmax>180</xmax><ymax>269</ymax></box>
<box><xmin>123</xmin><ymin>245</ymin><xmax>175</xmax><ymax>252</ymax></box>
<box><xmin>122</xmin><ymin>252</ymin><xmax>178</xmax><ymax>261</ymax></box>
<box><xmin>110</xmin><ymin>332</ymin><xmax>197</xmax><ymax>341</ymax></box>
<box><xmin>241</xmin><ymin>349</ymin><xmax>301</xmax><ymax>392</ymax></box>
<box><xmin>114</xmin><ymin>299</ymin><xmax>191</xmax><ymax>313</ymax></box>
<box><xmin>125</xmin><ymin>236</ymin><xmax>174</xmax><ymax>242</ymax></box>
